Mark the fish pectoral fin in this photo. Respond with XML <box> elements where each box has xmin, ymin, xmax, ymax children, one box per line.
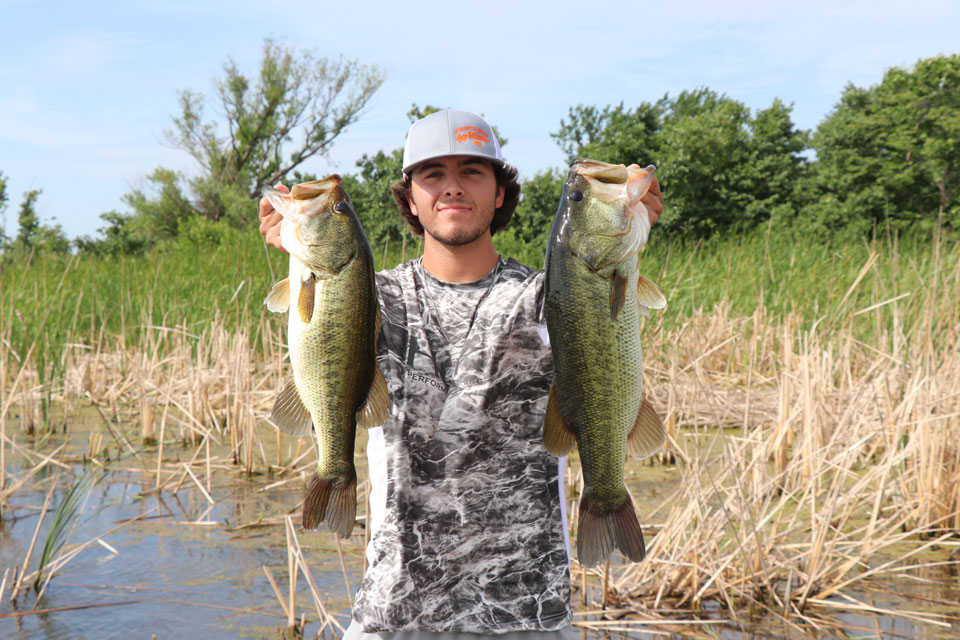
<box><xmin>636</xmin><ymin>274</ymin><xmax>666</xmax><ymax>310</ymax></box>
<box><xmin>298</xmin><ymin>272</ymin><xmax>317</xmax><ymax>323</ymax></box>
<box><xmin>264</xmin><ymin>278</ymin><xmax>290</xmax><ymax>313</ymax></box>
<box><xmin>627</xmin><ymin>397</ymin><xmax>666</xmax><ymax>459</ymax></box>
<box><xmin>543</xmin><ymin>385</ymin><xmax>576</xmax><ymax>456</ymax></box>
<box><xmin>270</xmin><ymin>380</ymin><xmax>314</xmax><ymax>437</ymax></box>
<box><xmin>356</xmin><ymin>365</ymin><xmax>391</xmax><ymax>428</ymax></box>
<box><xmin>610</xmin><ymin>272</ymin><xmax>628</xmax><ymax>321</ymax></box>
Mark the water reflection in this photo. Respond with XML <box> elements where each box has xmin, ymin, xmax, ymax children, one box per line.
<box><xmin>1</xmin><ymin>451</ymin><xmax>957</xmax><ymax>639</ymax></box>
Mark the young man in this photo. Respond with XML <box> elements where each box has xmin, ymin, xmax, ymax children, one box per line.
<box><xmin>258</xmin><ymin>110</ymin><xmax>662</xmax><ymax>639</ymax></box>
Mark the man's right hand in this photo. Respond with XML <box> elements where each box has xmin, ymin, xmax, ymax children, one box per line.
<box><xmin>258</xmin><ymin>184</ymin><xmax>289</xmax><ymax>253</ymax></box>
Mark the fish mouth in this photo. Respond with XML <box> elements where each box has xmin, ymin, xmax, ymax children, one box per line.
<box><xmin>572</xmin><ymin>160</ymin><xmax>629</xmax><ymax>203</ymax></box>
<box><xmin>574</xmin><ymin>160</ymin><xmax>629</xmax><ymax>185</ymax></box>
<box><xmin>290</xmin><ymin>175</ymin><xmax>342</xmax><ymax>201</ymax></box>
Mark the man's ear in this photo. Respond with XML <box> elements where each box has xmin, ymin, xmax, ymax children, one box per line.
<box><xmin>495</xmin><ymin>185</ymin><xmax>505</xmax><ymax>209</ymax></box>
<box><xmin>408</xmin><ymin>195</ymin><xmax>419</xmax><ymax>217</ymax></box>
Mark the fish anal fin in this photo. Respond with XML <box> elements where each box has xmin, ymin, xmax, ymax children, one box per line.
<box><xmin>610</xmin><ymin>272</ymin><xmax>628</xmax><ymax>320</ymax></box>
<box><xmin>270</xmin><ymin>380</ymin><xmax>313</xmax><ymax>437</ymax></box>
<box><xmin>543</xmin><ymin>384</ymin><xmax>576</xmax><ymax>456</ymax></box>
<box><xmin>356</xmin><ymin>365</ymin><xmax>391</xmax><ymax>428</ymax></box>
<box><xmin>298</xmin><ymin>272</ymin><xmax>316</xmax><ymax>323</ymax></box>
<box><xmin>577</xmin><ymin>490</ymin><xmax>646</xmax><ymax>568</ymax></box>
<box><xmin>627</xmin><ymin>397</ymin><xmax>665</xmax><ymax>459</ymax></box>
<box><xmin>264</xmin><ymin>278</ymin><xmax>290</xmax><ymax>313</ymax></box>
<box><xmin>636</xmin><ymin>274</ymin><xmax>666</xmax><ymax>310</ymax></box>
<box><xmin>302</xmin><ymin>470</ymin><xmax>357</xmax><ymax>538</ymax></box>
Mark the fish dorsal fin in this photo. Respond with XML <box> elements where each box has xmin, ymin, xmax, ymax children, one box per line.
<box><xmin>637</xmin><ymin>274</ymin><xmax>666</xmax><ymax>310</ymax></box>
<box><xmin>610</xmin><ymin>272</ymin><xmax>628</xmax><ymax>320</ymax></box>
<box><xmin>627</xmin><ymin>397</ymin><xmax>665</xmax><ymax>459</ymax></box>
<box><xmin>543</xmin><ymin>384</ymin><xmax>576</xmax><ymax>456</ymax></box>
<box><xmin>298</xmin><ymin>272</ymin><xmax>316</xmax><ymax>323</ymax></box>
<box><xmin>270</xmin><ymin>379</ymin><xmax>313</xmax><ymax>437</ymax></box>
<box><xmin>264</xmin><ymin>278</ymin><xmax>290</xmax><ymax>313</ymax></box>
<box><xmin>356</xmin><ymin>365</ymin><xmax>391</xmax><ymax>428</ymax></box>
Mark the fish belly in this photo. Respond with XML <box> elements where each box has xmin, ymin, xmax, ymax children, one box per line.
<box><xmin>546</xmin><ymin>249</ymin><xmax>646</xmax><ymax>566</ymax></box>
<box><xmin>289</xmin><ymin>254</ymin><xmax>377</xmax><ymax>537</ymax></box>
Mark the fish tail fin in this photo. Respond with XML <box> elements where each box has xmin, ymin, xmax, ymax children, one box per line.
<box><xmin>577</xmin><ymin>489</ymin><xmax>646</xmax><ymax>568</ymax></box>
<box><xmin>302</xmin><ymin>469</ymin><xmax>357</xmax><ymax>538</ymax></box>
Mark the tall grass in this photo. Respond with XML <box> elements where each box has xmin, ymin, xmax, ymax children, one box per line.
<box><xmin>1</xmin><ymin>224</ymin><xmax>958</xmax><ymax>631</ymax></box>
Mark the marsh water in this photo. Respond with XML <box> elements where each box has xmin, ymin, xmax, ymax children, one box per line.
<box><xmin>1</xmin><ymin>410</ymin><xmax>958</xmax><ymax>639</ymax></box>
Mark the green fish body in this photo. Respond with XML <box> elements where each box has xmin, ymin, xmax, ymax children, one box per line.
<box><xmin>264</xmin><ymin>176</ymin><xmax>390</xmax><ymax>537</ymax></box>
<box><xmin>543</xmin><ymin>160</ymin><xmax>666</xmax><ymax>567</ymax></box>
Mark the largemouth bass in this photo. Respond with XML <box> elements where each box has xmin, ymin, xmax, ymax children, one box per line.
<box><xmin>543</xmin><ymin>160</ymin><xmax>666</xmax><ymax>567</ymax></box>
<box><xmin>263</xmin><ymin>176</ymin><xmax>390</xmax><ymax>538</ymax></box>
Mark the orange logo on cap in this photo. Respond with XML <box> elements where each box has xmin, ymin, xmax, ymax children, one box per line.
<box><xmin>455</xmin><ymin>126</ymin><xmax>490</xmax><ymax>147</ymax></box>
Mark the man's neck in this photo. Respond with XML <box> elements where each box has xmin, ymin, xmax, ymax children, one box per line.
<box><xmin>420</xmin><ymin>233</ymin><xmax>500</xmax><ymax>283</ymax></box>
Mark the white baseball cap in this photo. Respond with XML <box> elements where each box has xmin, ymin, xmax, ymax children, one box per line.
<box><xmin>402</xmin><ymin>109</ymin><xmax>504</xmax><ymax>176</ymax></box>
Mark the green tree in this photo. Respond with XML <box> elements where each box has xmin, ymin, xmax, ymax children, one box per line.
<box><xmin>0</xmin><ymin>171</ymin><xmax>8</xmax><ymax>247</ymax></box>
<box><xmin>656</xmin><ymin>91</ymin><xmax>755</xmax><ymax>235</ymax></box>
<box><xmin>86</xmin><ymin>40</ymin><xmax>385</xmax><ymax>253</ymax></box>
<box><xmin>804</xmin><ymin>54</ymin><xmax>960</xmax><ymax>235</ymax></box>
<box><xmin>509</xmin><ymin>168</ymin><xmax>563</xmax><ymax>255</ymax></box>
<box><xmin>553</xmin><ymin>100</ymin><xmax>665</xmax><ymax>166</ymax></box>
<box><xmin>6</xmin><ymin>189</ymin><xmax>70</xmax><ymax>255</ymax></box>
<box><xmin>553</xmin><ymin>89</ymin><xmax>810</xmax><ymax>237</ymax></box>
<box><xmin>74</xmin><ymin>210</ymin><xmax>150</xmax><ymax>255</ymax></box>
<box><xmin>15</xmin><ymin>189</ymin><xmax>40</xmax><ymax>251</ymax></box>
<box><xmin>342</xmin><ymin>148</ymin><xmax>410</xmax><ymax>251</ymax></box>
<box><xmin>747</xmin><ymin>99</ymin><xmax>811</xmax><ymax>227</ymax></box>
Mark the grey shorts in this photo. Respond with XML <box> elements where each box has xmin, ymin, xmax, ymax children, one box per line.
<box><xmin>342</xmin><ymin>620</ymin><xmax>581</xmax><ymax>640</ymax></box>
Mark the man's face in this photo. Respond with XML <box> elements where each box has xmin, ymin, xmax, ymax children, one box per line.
<box><xmin>408</xmin><ymin>155</ymin><xmax>505</xmax><ymax>247</ymax></box>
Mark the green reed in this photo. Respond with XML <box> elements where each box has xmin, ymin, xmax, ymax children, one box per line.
<box><xmin>1</xmin><ymin>223</ymin><xmax>956</xmax><ymax>429</ymax></box>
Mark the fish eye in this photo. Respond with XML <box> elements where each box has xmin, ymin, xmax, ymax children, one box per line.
<box><xmin>569</xmin><ymin>190</ymin><xmax>584</xmax><ymax>202</ymax></box>
<box><xmin>334</xmin><ymin>201</ymin><xmax>351</xmax><ymax>214</ymax></box>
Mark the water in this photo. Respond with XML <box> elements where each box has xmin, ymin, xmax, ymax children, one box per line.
<box><xmin>1</xmin><ymin>416</ymin><xmax>958</xmax><ymax>638</ymax></box>
<box><xmin>0</xmin><ymin>456</ymin><xmax>360</xmax><ymax>639</ymax></box>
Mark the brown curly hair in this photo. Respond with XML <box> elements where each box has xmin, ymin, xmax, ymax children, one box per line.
<box><xmin>390</xmin><ymin>162</ymin><xmax>521</xmax><ymax>237</ymax></box>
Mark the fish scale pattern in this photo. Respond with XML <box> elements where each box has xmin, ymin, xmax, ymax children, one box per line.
<box><xmin>351</xmin><ymin>258</ymin><xmax>572</xmax><ymax>633</ymax></box>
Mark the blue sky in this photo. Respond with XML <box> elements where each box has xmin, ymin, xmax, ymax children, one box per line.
<box><xmin>1</xmin><ymin>0</ymin><xmax>958</xmax><ymax>239</ymax></box>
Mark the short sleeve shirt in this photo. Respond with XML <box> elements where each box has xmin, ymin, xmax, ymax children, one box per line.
<box><xmin>352</xmin><ymin>257</ymin><xmax>572</xmax><ymax>633</ymax></box>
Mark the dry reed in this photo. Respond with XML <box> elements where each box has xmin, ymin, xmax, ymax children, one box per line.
<box><xmin>0</xmin><ymin>232</ymin><xmax>958</xmax><ymax>636</ymax></box>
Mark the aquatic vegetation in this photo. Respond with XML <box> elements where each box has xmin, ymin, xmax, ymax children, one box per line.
<box><xmin>0</xmin><ymin>227</ymin><xmax>958</xmax><ymax>635</ymax></box>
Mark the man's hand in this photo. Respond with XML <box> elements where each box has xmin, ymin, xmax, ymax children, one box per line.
<box><xmin>258</xmin><ymin>184</ymin><xmax>289</xmax><ymax>253</ymax></box>
<box><xmin>644</xmin><ymin>175</ymin><xmax>663</xmax><ymax>227</ymax></box>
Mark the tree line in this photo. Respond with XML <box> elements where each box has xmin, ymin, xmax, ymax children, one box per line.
<box><xmin>2</xmin><ymin>42</ymin><xmax>957</xmax><ymax>259</ymax></box>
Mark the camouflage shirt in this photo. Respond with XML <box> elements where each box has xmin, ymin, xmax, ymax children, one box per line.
<box><xmin>352</xmin><ymin>257</ymin><xmax>572</xmax><ymax>633</ymax></box>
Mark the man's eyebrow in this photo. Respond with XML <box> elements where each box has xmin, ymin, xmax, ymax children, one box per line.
<box><xmin>413</xmin><ymin>158</ymin><xmax>490</xmax><ymax>176</ymax></box>
<box><xmin>415</xmin><ymin>162</ymin><xmax>445</xmax><ymax>173</ymax></box>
